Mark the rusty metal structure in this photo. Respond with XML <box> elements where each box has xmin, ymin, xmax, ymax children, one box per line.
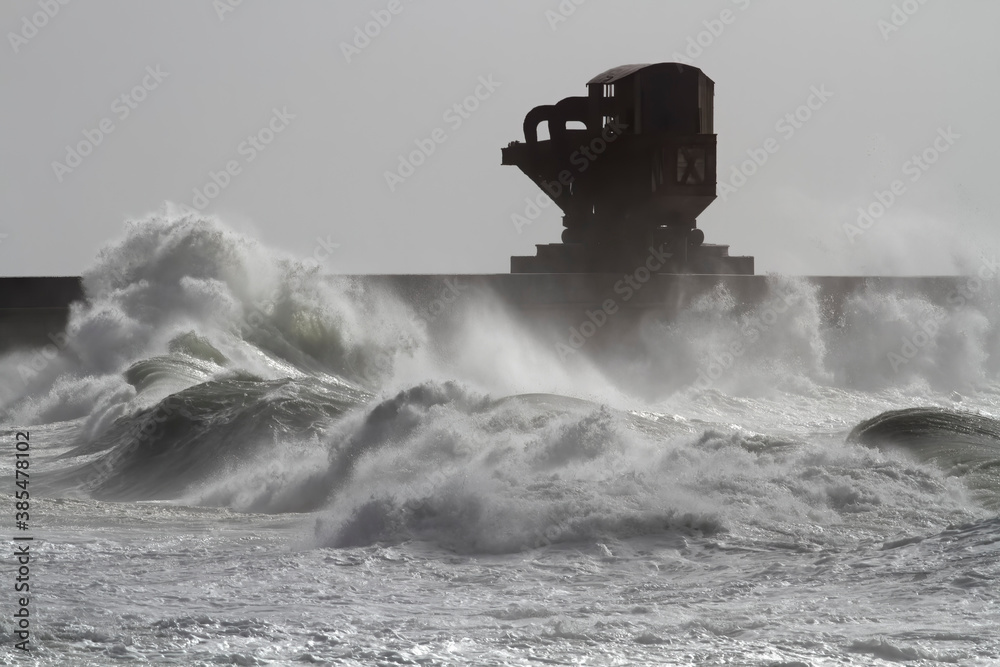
<box><xmin>503</xmin><ymin>63</ymin><xmax>753</xmax><ymax>275</ymax></box>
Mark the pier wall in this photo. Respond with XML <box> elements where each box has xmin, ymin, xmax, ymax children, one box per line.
<box><xmin>0</xmin><ymin>277</ymin><xmax>84</xmax><ymax>353</ymax></box>
<box><xmin>0</xmin><ymin>274</ymin><xmax>973</xmax><ymax>355</ymax></box>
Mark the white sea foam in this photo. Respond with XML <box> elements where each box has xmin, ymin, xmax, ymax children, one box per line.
<box><xmin>2</xmin><ymin>211</ymin><xmax>999</xmax><ymax>665</ymax></box>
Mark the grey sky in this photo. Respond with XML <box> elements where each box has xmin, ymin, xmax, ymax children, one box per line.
<box><xmin>1</xmin><ymin>0</ymin><xmax>997</xmax><ymax>277</ymax></box>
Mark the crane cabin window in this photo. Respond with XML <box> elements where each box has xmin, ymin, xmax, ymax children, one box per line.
<box><xmin>677</xmin><ymin>146</ymin><xmax>707</xmax><ymax>185</ymax></box>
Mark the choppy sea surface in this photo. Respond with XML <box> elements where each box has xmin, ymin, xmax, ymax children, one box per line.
<box><xmin>2</xmin><ymin>214</ymin><xmax>998</xmax><ymax>666</ymax></box>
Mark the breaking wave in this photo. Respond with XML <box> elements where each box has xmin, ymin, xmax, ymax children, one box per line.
<box><xmin>3</xmin><ymin>211</ymin><xmax>999</xmax><ymax>553</ymax></box>
<box><xmin>849</xmin><ymin>406</ymin><xmax>1000</xmax><ymax>508</ymax></box>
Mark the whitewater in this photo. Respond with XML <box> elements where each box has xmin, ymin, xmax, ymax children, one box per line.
<box><xmin>2</xmin><ymin>212</ymin><xmax>998</xmax><ymax>666</ymax></box>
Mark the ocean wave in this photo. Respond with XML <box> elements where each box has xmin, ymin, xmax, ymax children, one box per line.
<box><xmin>296</xmin><ymin>383</ymin><xmax>981</xmax><ymax>553</ymax></box>
<box><xmin>848</xmin><ymin>406</ymin><xmax>1000</xmax><ymax>507</ymax></box>
<box><xmin>48</xmin><ymin>375</ymin><xmax>364</xmax><ymax>503</ymax></box>
<box><xmin>28</xmin><ymin>372</ymin><xmax>987</xmax><ymax>553</ymax></box>
<box><xmin>5</xmin><ymin>213</ymin><xmax>1000</xmax><ymax>557</ymax></box>
<box><xmin>1</xmin><ymin>211</ymin><xmax>425</xmax><ymax>426</ymax></box>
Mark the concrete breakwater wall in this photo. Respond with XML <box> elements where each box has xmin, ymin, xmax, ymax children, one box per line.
<box><xmin>0</xmin><ymin>277</ymin><xmax>84</xmax><ymax>353</ymax></box>
<box><xmin>0</xmin><ymin>274</ymin><xmax>977</xmax><ymax>355</ymax></box>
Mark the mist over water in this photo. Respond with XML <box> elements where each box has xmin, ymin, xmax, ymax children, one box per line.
<box><xmin>3</xmin><ymin>211</ymin><xmax>999</xmax><ymax>665</ymax></box>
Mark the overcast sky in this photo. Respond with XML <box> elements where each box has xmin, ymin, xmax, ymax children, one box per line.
<box><xmin>2</xmin><ymin>0</ymin><xmax>998</xmax><ymax>277</ymax></box>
